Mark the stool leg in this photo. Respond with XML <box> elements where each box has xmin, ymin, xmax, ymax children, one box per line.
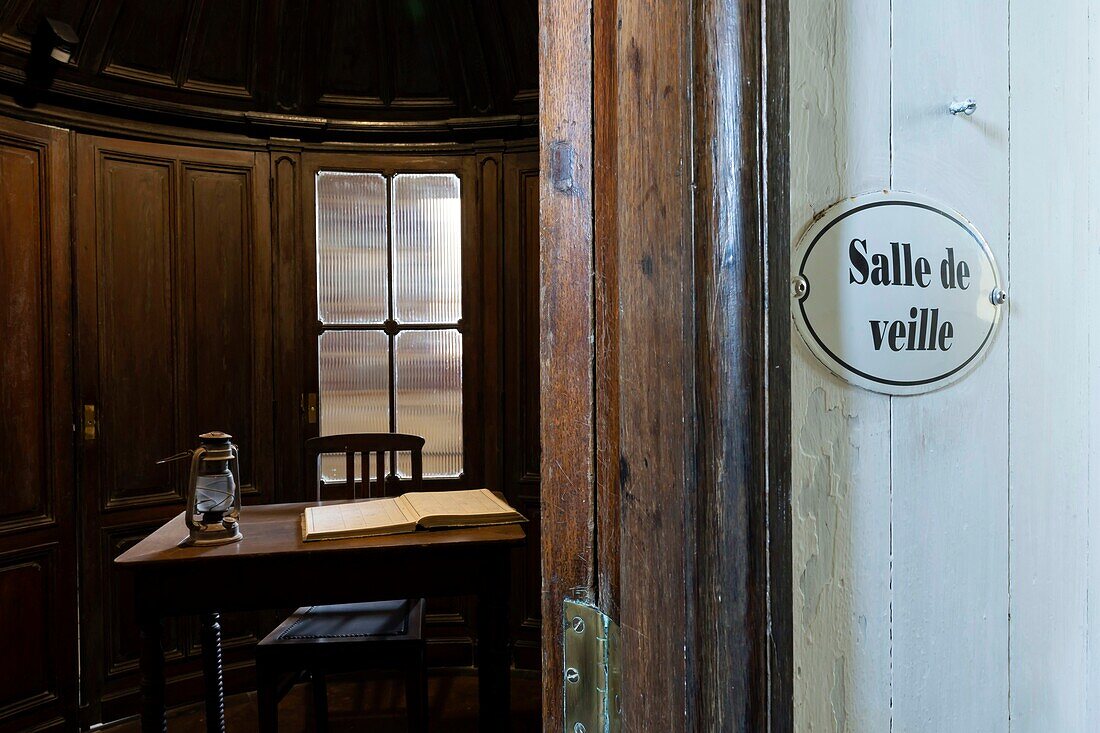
<box><xmin>406</xmin><ymin>645</ymin><xmax>428</xmax><ymax>733</ymax></box>
<box><xmin>256</xmin><ymin>659</ymin><xmax>278</xmax><ymax>733</ymax></box>
<box><xmin>312</xmin><ymin>672</ymin><xmax>330</xmax><ymax>733</ymax></box>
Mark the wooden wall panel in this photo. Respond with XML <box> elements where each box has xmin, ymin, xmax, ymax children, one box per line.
<box><xmin>181</xmin><ymin>161</ymin><xmax>273</xmax><ymax>496</ymax></box>
<box><xmin>76</xmin><ymin>135</ymin><xmax>274</xmax><ymax>723</ymax></box>
<box><xmin>0</xmin><ymin>547</ymin><xmax>64</xmax><ymax>728</ymax></box>
<box><xmin>96</xmin><ymin>156</ymin><xmax>182</xmax><ymax>508</ymax></box>
<box><xmin>0</xmin><ymin>558</ymin><xmax>48</xmax><ymax>710</ymax></box>
<box><xmin>503</xmin><ymin>151</ymin><xmax>541</xmax><ymax>671</ymax></box>
<box><xmin>891</xmin><ymin>1</ymin><xmax>1010</xmax><ymax>729</ymax></box>
<box><xmin>0</xmin><ymin>140</ymin><xmax>48</xmax><ymax>523</ymax></box>
<box><xmin>1090</xmin><ymin>10</ymin><xmax>1100</xmax><ymax>729</ymax></box>
<box><xmin>1010</xmin><ymin>2</ymin><xmax>1091</xmax><ymax>730</ymax></box>
<box><xmin>0</xmin><ymin>116</ymin><xmax>77</xmax><ymax>733</ymax></box>
<box><xmin>271</xmin><ymin>148</ymin><xmax>304</xmax><ymax>504</ymax></box>
<box><xmin>185</xmin><ymin>169</ymin><xmax>256</xmax><ymax>481</ymax></box>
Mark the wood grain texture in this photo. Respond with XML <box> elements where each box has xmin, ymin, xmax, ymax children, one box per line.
<box><xmin>0</xmin><ymin>116</ymin><xmax>77</xmax><ymax>733</ymax></box>
<box><xmin>891</xmin><ymin>1</ymin><xmax>1010</xmax><ymax>729</ymax></box>
<box><xmin>789</xmin><ymin>0</ymin><xmax>893</xmax><ymax>730</ymax></box>
<box><xmin>763</xmin><ymin>0</ymin><xmax>794</xmax><ymax>725</ymax></box>
<box><xmin>613</xmin><ymin>0</ymin><xmax>692</xmax><ymax>727</ymax></box>
<box><xmin>538</xmin><ymin>0</ymin><xmax>595</xmax><ymax>728</ymax></box>
<box><xmin>592</xmin><ymin>0</ymin><xmax>621</xmax><ymax>624</ymax></box>
<box><xmin>691</xmin><ymin>0</ymin><xmax>791</xmax><ymax>728</ymax></box>
<box><xmin>1010</xmin><ymin>1</ymin><xmax>1090</xmax><ymax>729</ymax></box>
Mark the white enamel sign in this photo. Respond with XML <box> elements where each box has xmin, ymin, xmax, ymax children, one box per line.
<box><xmin>792</xmin><ymin>192</ymin><xmax>1005</xmax><ymax>395</ymax></box>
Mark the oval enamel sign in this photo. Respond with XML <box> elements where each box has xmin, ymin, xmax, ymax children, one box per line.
<box><xmin>792</xmin><ymin>192</ymin><xmax>1005</xmax><ymax>395</ymax></box>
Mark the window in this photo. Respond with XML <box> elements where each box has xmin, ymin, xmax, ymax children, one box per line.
<box><xmin>315</xmin><ymin>171</ymin><xmax>464</xmax><ymax>480</ymax></box>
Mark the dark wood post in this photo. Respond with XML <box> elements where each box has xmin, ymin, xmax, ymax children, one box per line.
<box><xmin>540</xmin><ymin>0</ymin><xmax>790</xmax><ymax>729</ymax></box>
<box><xmin>690</xmin><ymin>0</ymin><xmax>792</xmax><ymax>729</ymax></box>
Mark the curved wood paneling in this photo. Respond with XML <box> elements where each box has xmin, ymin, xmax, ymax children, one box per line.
<box><xmin>0</xmin><ymin>0</ymin><xmax>537</xmax><ymax>136</ymax></box>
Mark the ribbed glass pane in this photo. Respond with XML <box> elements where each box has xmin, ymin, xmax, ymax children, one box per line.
<box><xmin>392</xmin><ymin>174</ymin><xmax>462</xmax><ymax>323</ymax></box>
<box><xmin>395</xmin><ymin>330</ymin><xmax>462</xmax><ymax>477</ymax></box>
<box><xmin>318</xmin><ymin>330</ymin><xmax>389</xmax><ymax>482</ymax></box>
<box><xmin>316</xmin><ymin>171</ymin><xmax>388</xmax><ymax>324</ymax></box>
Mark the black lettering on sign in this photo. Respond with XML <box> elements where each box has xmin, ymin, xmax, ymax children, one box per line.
<box><xmin>848</xmin><ymin>240</ymin><xmax>935</xmax><ymax>289</ymax></box>
<box><xmin>849</xmin><ymin>239</ymin><xmax>869</xmax><ymax>284</ymax></box>
<box><xmin>939</xmin><ymin>247</ymin><xmax>971</xmax><ymax>290</ymax></box>
<box><xmin>868</xmin><ymin>308</ymin><xmax>954</xmax><ymax>352</ymax></box>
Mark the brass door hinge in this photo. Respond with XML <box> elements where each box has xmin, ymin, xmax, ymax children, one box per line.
<box><xmin>563</xmin><ymin>599</ymin><xmax>621</xmax><ymax>733</ymax></box>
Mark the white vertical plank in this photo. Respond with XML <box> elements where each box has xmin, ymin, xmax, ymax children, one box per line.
<box><xmin>789</xmin><ymin>0</ymin><xmax>893</xmax><ymax>729</ymax></box>
<box><xmin>1089</xmin><ymin>4</ymin><xmax>1100</xmax><ymax>728</ymax></box>
<box><xmin>1010</xmin><ymin>1</ymin><xmax>1091</xmax><ymax>730</ymax></box>
<box><xmin>890</xmin><ymin>0</ymin><xmax>1010</xmax><ymax>729</ymax></box>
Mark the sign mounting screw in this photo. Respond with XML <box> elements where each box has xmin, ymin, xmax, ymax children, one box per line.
<box><xmin>571</xmin><ymin>616</ymin><xmax>585</xmax><ymax>633</ymax></box>
<box><xmin>565</xmin><ymin>667</ymin><xmax>580</xmax><ymax>684</ymax></box>
<box><xmin>990</xmin><ymin>288</ymin><xmax>1008</xmax><ymax>306</ymax></box>
<box><xmin>574</xmin><ymin>723</ymin><xmax>587</xmax><ymax>733</ymax></box>
<box><xmin>792</xmin><ymin>276</ymin><xmax>809</xmax><ymax>299</ymax></box>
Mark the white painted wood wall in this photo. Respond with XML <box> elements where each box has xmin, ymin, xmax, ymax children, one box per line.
<box><xmin>791</xmin><ymin>0</ymin><xmax>1099</xmax><ymax>730</ymax></box>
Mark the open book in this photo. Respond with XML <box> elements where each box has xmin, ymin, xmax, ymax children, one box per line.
<box><xmin>301</xmin><ymin>489</ymin><xmax>525</xmax><ymax>542</ymax></box>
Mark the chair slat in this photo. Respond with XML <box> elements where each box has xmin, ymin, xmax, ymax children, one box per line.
<box><xmin>346</xmin><ymin>451</ymin><xmax>356</xmax><ymax>498</ymax></box>
<box><xmin>304</xmin><ymin>433</ymin><xmax>427</xmax><ymax>501</ymax></box>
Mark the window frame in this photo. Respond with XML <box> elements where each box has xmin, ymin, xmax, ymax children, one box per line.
<box><xmin>301</xmin><ymin>153</ymin><xmax>482</xmax><ymax>492</ymax></box>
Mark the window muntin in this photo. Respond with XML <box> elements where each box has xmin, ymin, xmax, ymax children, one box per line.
<box><xmin>315</xmin><ymin>171</ymin><xmax>464</xmax><ymax>481</ymax></box>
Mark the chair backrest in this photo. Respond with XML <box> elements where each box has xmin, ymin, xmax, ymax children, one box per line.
<box><xmin>305</xmin><ymin>433</ymin><xmax>425</xmax><ymax>501</ymax></box>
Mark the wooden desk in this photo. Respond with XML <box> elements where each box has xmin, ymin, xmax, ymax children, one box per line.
<box><xmin>116</xmin><ymin>502</ymin><xmax>525</xmax><ymax>733</ymax></box>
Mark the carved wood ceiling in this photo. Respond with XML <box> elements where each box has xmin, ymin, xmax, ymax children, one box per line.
<box><xmin>0</xmin><ymin>0</ymin><xmax>537</xmax><ymax>137</ymax></box>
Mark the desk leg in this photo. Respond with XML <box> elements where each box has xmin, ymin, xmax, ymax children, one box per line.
<box><xmin>200</xmin><ymin>613</ymin><xmax>228</xmax><ymax>733</ymax></box>
<box><xmin>477</xmin><ymin>553</ymin><xmax>511</xmax><ymax>732</ymax></box>
<box><xmin>139</xmin><ymin>616</ymin><xmax>168</xmax><ymax>733</ymax></box>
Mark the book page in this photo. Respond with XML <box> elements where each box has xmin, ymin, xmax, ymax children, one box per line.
<box><xmin>304</xmin><ymin>497</ymin><xmax>417</xmax><ymax>540</ymax></box>
<box><xmin>402</xmin><ymin>488</ymin><xmax>520</xmax><ymax>526</ymax></box>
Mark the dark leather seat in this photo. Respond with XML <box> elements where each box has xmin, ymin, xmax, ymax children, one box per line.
<box><xmin>272</xmin><ymin>599</ymin><xmax>420</xmax><ymax>641</ymax></box>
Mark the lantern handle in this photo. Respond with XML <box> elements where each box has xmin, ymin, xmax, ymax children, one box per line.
<box><xmin>156</xmin><ymin>450</ymin><xmax>194</xmax><ymax>465</ymax></box>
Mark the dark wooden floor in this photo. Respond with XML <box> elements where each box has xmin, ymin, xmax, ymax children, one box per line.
<box><xmin>100</xmin><ymin>670</ymin><xmax>541</xmax><ymax>732</ymax></box>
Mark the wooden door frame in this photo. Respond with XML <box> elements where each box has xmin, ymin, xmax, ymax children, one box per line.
<box><xmin>539</xmin><ymin>0</ymin><xmax>792</xmax><ymax>729</ymax></box>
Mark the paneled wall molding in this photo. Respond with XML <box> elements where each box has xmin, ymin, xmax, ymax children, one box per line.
<box><xmin>0</xmin><ymin>0</ymin><xmax>537</xmax><ymax>139</ymax></box>
<box><xmin>0</xmin><ymin>97</ymin><xmax>537</xmax><ymax>154</ymax></box>
<box><xmin>0</xmin><ymin>114</ymin><xmax>77</xmax><ymax>732</ymax></box>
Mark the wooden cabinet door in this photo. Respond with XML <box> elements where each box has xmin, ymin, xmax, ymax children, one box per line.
<box><xmin>502</xmin><ymin>151</ymin><xmax>542</xmax><ymax>670</ymax></box>
<box><xmin>0</xmin><ymin>118</ymin><xmax>78</xmax><ymax>733</ymax></box>
<box><xmin>74</xmin><ymin>135</ymin><xmax>274</xmax><ymax>723</ymax></box>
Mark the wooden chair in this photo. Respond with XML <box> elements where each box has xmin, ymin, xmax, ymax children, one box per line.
<box><xmin>256</xmin><ymin>433</ymin><xmax>428</xmax><ymax>733</ymax></box>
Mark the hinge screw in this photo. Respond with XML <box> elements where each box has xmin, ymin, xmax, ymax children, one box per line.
<box><xmin>565</xmin><ymin>667</ymin><xmax>580</xmax><ymax>684</ymax></box>
<box><xmin>574</xmin><ymin>723</ymin><xmax>587</xmax><ymax>733</ymax></box>
<box><xmin>571</xmin><ymin>616</ymin><xmax>585</xmax><ymax>633</ymax></box>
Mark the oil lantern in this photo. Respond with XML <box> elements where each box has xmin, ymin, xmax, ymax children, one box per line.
<box><xmin>161</xmin><ymin>431</ymin><xmax>244</xmax><ymax>547</ymax></box>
